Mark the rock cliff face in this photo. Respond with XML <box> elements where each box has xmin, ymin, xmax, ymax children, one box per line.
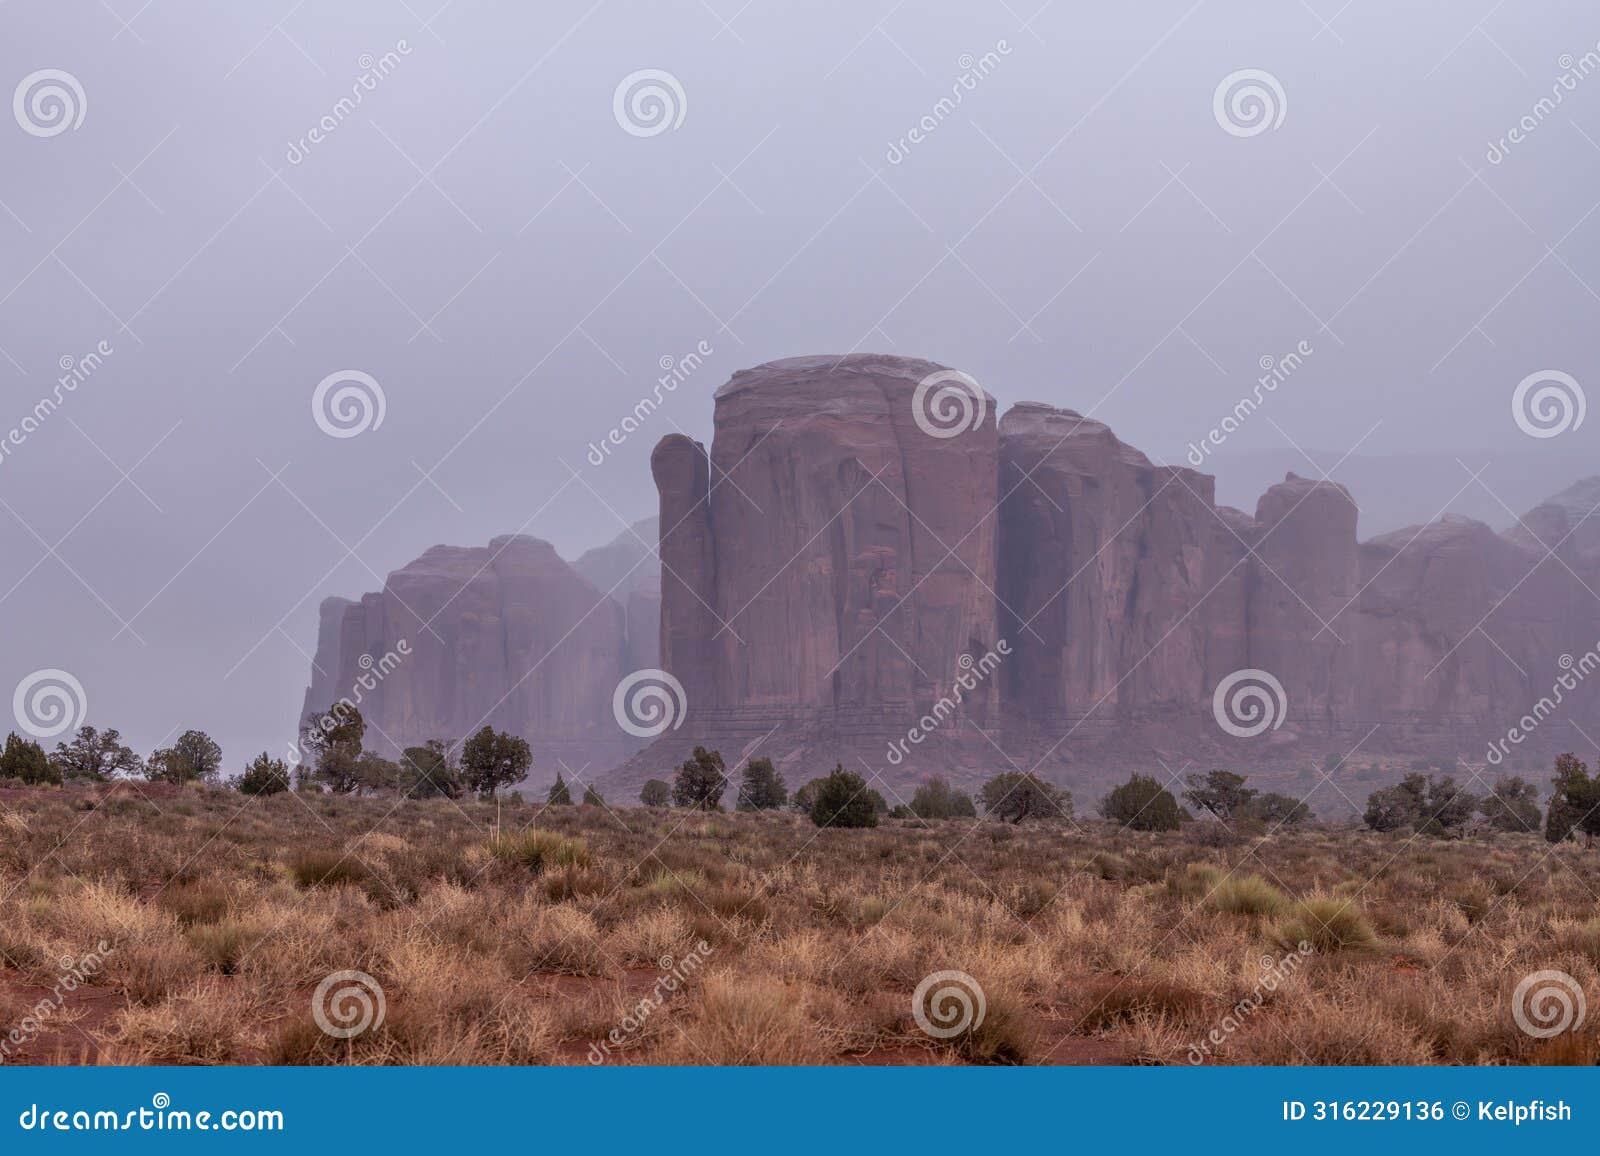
<box><xmin>300</xmin><ymin>524</ymin><xmax>659</xmax><ymax>776</ymax></box>
<box><xmin>997</xmin><ymin>403</ymin><xmax>1217</xmax><ymax>731</ymax></box>
<box><xmin>638</xmin><ymin>354</ymin><xmax>1005</xmax><ymax>787</ymax></box>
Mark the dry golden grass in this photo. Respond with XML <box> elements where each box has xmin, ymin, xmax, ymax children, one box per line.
<box><xmin>0</xmin><ymin>781</ymin><xmax>1596</xmax><ymax>1065</ymax></box>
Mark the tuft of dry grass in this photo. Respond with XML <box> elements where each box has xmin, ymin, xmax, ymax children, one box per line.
<box><xmin>287</xmin><ymin>849</ymin><xmax>367</xmax><ymax>890</ymax></box>
<box><xmin>1209</xmin><ymin>873</ymin><xmax>1289</xmax><ymax>918</ymax></box>
<box><xmin>1271</xmin><ymin>895</ymin><xmax>1378</xmax><ymax>954</ymax></box>
<box><xmin>661</xmin><ymin>976</ymin><xmax>827</xmax><ymax>1064</ymax></box>
<box><xmin>489</xmin><ymin>829</ymin><xmax>590</xmax><ymax>874</ymax></box>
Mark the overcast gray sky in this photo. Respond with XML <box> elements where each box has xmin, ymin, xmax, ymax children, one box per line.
<box><xmin>2</xmin><ymin>1</ymin><xmax>1598</xmax><ymax>766</ymax></box>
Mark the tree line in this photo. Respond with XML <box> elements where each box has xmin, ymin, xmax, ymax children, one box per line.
<box><xmin>0</xmin><ymin>701</ymin><xmax>543</xmax><ymax>802</ymax></box>
<box><xmin>1360</xmin><ymin>754</ymin><xmax>1600</xmax><ymax>844</ymax></box>
<box><xmin>8</xmin><ymin>709</ymin><xmax>1597</xmax><ymax>846</ymax></box>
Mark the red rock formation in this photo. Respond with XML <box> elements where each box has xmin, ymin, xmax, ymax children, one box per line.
<box><xmin>300</xmin><ymin>354</ymin><xmax>1600</xmax><ymax>802</ymax></box>
<box><xmin>633</xmin><ymin>354</ymin><xmax>1004</xmax><ymax>791</ymax></box>
<box><xmin>300</xmin><ymin>533</ymin><xmax>652</xmax><ymax>776</ymax></box>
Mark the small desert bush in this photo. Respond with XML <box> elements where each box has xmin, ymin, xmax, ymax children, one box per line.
<box><xmin>107</xmin><ymin>982</ymin><xmax>258</xmax><ymax>1062</ymax></box>
<box><xmin>157</xmin><ymin>878</ymin><xmax>232</xmax><ymax>926</ymax></box>
<box><xmin>1078</xmin><ymin>980</ymin><xmax>1211</xmax><ymax>1032</ymax></box>
<box><xmin>1209</xmin><ymin>873</ymin><xmax>1288</xmax><ymax>917</ymax></box>
<box><xmin>187</xmin><ymin>918</ymin><xmax>263</xmax><ymax>974</ymax></box>
<box><xmin>288</xmin><ymin>849</ymin><xmax>368</xmax><ymax>889</ymax></box>
<box><xmin>490</xmin><ymin>829</ymin><xmax>590</xmax><ymax>873</ymax></box>
<box><xmin>1271</xmin><ymin>895</ymin><xmax>1377</xmax><ymax>953</ymax></box>
<box><xmin>663</xmin><ymin>976</ymin><xmax>826</xmax><ymax>1064</ymax></box>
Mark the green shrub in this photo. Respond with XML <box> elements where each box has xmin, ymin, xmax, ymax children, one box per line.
<box><xmin>808</xmin><ymin>766</ymin><xmax>878</xmax><ymax>829</ymax></box>
<box><xmin>909</xmin><ymin>776</ymin><xmax>977</xmax><ymax>820</ymax></box>
<box><xmin>1099</xmin><ymin>774</ymin><xmax>1182</xmax><ymax>831</ymax></box>
<box><xmin>673</xmin><ymin>747</ymin><xmax>728</xmax><ymax>811</ymax></box>
<box><xmin>0</xmin><ymin>733</ymin><xmax>58</xmax><ymax>785</ymax></box>
<box><xmin>979</xmin><ymin>772</ymin><xmax>1071</xmax><ymax>824</ymax></box>
<box><xmin>234</xmin><ymin>751</ymin><xmax>290</xmax><ymax>796</ymax></box>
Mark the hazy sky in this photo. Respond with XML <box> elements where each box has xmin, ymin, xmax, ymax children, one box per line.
<box><xmin>2</xmin><ymin>1</ymin><xmax>1598</xmax><ymax>766</ymax></box>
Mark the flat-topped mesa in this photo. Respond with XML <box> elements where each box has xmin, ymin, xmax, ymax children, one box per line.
<box><xmin>642</xmin><ymin>354</ymin><xmax>1004</xmax><ymax>781</ymax></box>
<box><xmin>300</xmin><ymin>530</ymin><xmax>654</xmax><ymax>773</ymax></box>
<box><xmin>997</xmin><ymin>402</ymin><xmax>1217</xmax><ymax>729</ymax></box>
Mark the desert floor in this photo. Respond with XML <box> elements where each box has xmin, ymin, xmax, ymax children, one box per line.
<box><xmin>1</xmin><ymin>781</ymin><xmax>1596</xmax><ymax>1065</ymax></box>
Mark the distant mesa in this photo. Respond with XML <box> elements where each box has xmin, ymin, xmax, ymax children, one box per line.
<box><xmin>300</xmin><ymin>521</ymin><xmax>659</xmax><ymax>775</ymax></box>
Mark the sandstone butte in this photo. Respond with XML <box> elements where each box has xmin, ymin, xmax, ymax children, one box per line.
<box><xmin>301</xmin><ymin>354</ymin><xmax>1600</xmax><ymax>799</ymax></box>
